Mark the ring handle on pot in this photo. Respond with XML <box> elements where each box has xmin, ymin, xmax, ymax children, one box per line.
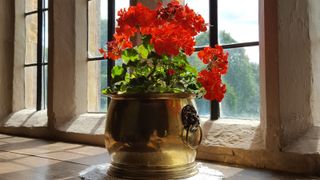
<box><xmin>181</xmin><ymin>105</ymin><xmax>202</xmax><ymax>149</ymax></box>
<box><xmin>184</xmin><ymin>125</ymin><xmax>202</xmax><ymax>149</ymax></box>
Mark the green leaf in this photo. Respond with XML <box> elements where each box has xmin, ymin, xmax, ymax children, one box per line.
<box><xmin>111</xmin><ymin>66</ymin><xmax>124</xmax><ymax>78</ymax></box>
<box><xmin>142</xmin><ymin>35</ymin><xmax>152</xmax><ymax>49</ymax></box>
<box><xmin>161</xmin><ymin>55</ymin><xmax>170</xmax><ymax>63</ymax></box>
<box><xmin>122</xmin><ymin>49</ymin><xmax>139</xmax><ymax>64</ymax></box>
<box><xmin>185</xmin><ymin>64</ymin><xmax>198</xmax><ymax>75</ymax></box>
<box><xmin>173</xmin><ymin>88</ymin><xmax>184</xmax><ymax>93</ymax></box>
<box><xmin>102</xmin><ymin>88</ymin><xmax>108</xmax><ymax>95</ymax></box>
<box><xmin>173</xmin><ymin>53</ymin><xmax>187</xmax><ymax>63</ymax></box>
<box><xmin>137</xmin><ymin>45</ymin><xmax>149</xmax><ymax>59</ymax></box>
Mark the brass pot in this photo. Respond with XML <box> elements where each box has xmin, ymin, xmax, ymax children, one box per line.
<box><xmin>105</xmin><ymin>93</ymin><xmax>202</xmax><ymax>179</ymax></box>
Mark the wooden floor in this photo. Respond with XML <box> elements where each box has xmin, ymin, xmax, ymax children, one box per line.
<box><xmin>0</xmin><ymin>134</ymin><xmax>318</xmax><ymax>180</ymax></box>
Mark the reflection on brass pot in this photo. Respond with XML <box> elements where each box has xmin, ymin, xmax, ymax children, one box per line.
<box><xmin>104</xmin><ymin>93</ymin><xmax>202</xmax><ymax>179</ymax></box>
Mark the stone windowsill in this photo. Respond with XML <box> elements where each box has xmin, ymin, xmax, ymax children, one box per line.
<box><xmin>201</xmin><ymin>119</ymin><xmax>263</xmax><ymax>150</ymax></box>
<box><xmin>0</xmin><ymin>110</ymin><xmax>262</xmax><ymax>150</ymax></box>
<box><xmin>283</xmin><ymin>126</ymin><xmax>320</xmax><ymax>155</ymax></box>
<box><xmin>57</xmin><ymin>113</ymin><xmax>106</xmax><ymax>135</ymax></box>
<box><xmin>0</xmin><ymin>109</ymin><xmax>48</xmax><ymax>128</ymax></box>
<box><xmin>1</xmin><ymin>111</ymin><xmax>320</xmax><ymax>155</ymax></box>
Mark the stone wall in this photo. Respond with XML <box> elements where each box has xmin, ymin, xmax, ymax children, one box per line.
<box><xmin>278</xmin><ymin>0</ymin><xmax>313</xmax><ymax>147</ymax></box>
<box><xmin>0</xmin><ymin>0</ymin><xmax>14</xmax><ymax>119</ymax></box>
<box><xmin>49</xmin><ymin>0</ymin><xmax>88</xmax><ymax>126</ymax></box>
<box><xmin>310</xmin><ymin>0</ymin><xmax>320</xmax><ymax>127</ymax></box>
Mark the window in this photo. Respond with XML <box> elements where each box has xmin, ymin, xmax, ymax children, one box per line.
<box><xmin>25</xmin><ymin>0</ymin><xmax>48</xmax><ymax>110</ymax></box>
<box><xmin>87</xmin><ymin>0</ymin><xmax>260</xmax><ymax>120</ymax></box>
<box><xmin>87</xmin><ymin>0</ymin><xmax>129</xmax><ymax>112</ymax></box>
<box><xmin>186</xmin><ymin>0</ymin><xmax>260</xmax><ymax>120</ymax></box>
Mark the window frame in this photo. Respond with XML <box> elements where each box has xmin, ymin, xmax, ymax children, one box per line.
<box><xmin>24</xmin><ymin>0</ymin><xmax>48</xmax><ymax>111</ymax></box>
<box><xmin>207</xmin><ymin>0</ymin><xmax>259</xmax><ymax>120</ymax></box>
<box><xmin>87</xmin><ymin>0</ymin><xmax>115</xmax><ymax>111</ymax></box>
<box><xmin>86</xmin><ymin>0</ymin><xmax>260</xmax><ymax>119</ymax></box>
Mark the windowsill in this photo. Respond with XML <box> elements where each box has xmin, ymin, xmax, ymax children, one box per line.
<box><xmin>0</xmin><ymin>109</ymin><xmax>48</xmax><ymax>128</ymax></box>
<box><xmin>57</xmin><ymin>113</ymin><xmax>106</xmax><ymax>135</ymax></box>
<box><xmin>2</xmin><ymin>111</ymin><xmax>320</xmax><ymax>156</ymax></box>
<box><xmin>0</xmin><ymin>111</ymin><xmax>263</xmax><ymax>150</ymax></box>
<box><xmin>200</xmin><ymin>119</ymin><xmax>263</xmax><ymax>150</ymax></box>
<box><xmin>283</xmin><ymin>125</ymin><xmax>320</xmax><ymax>155</ymax></box>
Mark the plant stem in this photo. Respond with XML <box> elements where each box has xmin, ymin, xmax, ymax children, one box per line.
<box><xmin>147</xmin><ymin>59</ymin><xmax>157</xmax><ymax>80</ymax></box>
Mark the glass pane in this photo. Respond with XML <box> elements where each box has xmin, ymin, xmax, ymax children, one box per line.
<box><xmin>88</xmin><ymin>60</ymin><xmax>108</xmax><ymax>112</ymax></box>
<box><xmin>88</xmin><ymin>0</ymin><xmax>108</xmax><ymax>58</ymax></box>
<box><xmin>25</xmin><ymin>0</ymin><xmax>38</xmax><ymax>13</ymax></box>
<box><xmin>42</xmin><ymin>11</ymin><xmax>49</xmax><ymax>62</ymax></box>
<box><xmin>187</xmin><ymin>52</ymin><xmax>210</xmax><ymax>118</ymax></box>
<box><xmin>196</xmin><ymin>99</ymin><xmax>210</xmax><ymax>119</ymax></box>
<box><xmin>44</xmin><ymin>0</ymin><xmax>48</xmax><ymax>9</ymax></box>
<box><xmin>185</xmin><ymin>0</ymin><xmax>210</xmax><ymax>47</ymax></box>
<box><xmin>25</xmin><ymin>14</ymin><xmax>38</xmax><ymax>64</ymax></box>
<box><xmin>221</xmin><ymin>46</ymin><xmax>260</xmax><ymax>120</ymax></box>
<box><xmin>187</xmin><ymin>52</ymin><xmax>206</xmax><ymax>71</ymax></box>
<box><xmin>25</xmin><ymin>66</ymin><xmax>37</xmax><ymax>109</ymax></box>
<box><xmin>218</xmin><ymin>0</ymin><xmax>259</xmax><ymax>44</ymax></box>
<box><xmin>42</xmin><ymin>65</ymin><xmax>48</xmax><ymax>109</ymax></box>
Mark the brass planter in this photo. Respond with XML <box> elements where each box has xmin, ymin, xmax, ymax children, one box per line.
<box><xmin>105</xmin><ymin>93</ymin><xmax>202</xmax><ymax>179</ymax></box>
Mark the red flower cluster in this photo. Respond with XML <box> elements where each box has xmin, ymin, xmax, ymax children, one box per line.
<box><xmin>150</xmin><ymin>24</ymin><xmax>195</xmax><ymax>56</ymax></box>
<box><xmin>99</xmin><ymin>34</ymin><xmax>132</xmax><ymax>60</ymax></box>
<box><xmin>157</xmin><ymin>1</ymin><xmax>207</xmax><ymax>36</ymax></box>
<box><xmin>197</xmin><ymin>46</ymin><xmax>229</xmax><ymax>102</ymax></box>
<box><xmin>197</xmin><ymin>70</ymin><xmax>226</xmax><ymax>102</ymax></box>
<box><xmin>99</xmin><ymin>1</ymin><xmax>229</xmax><ymax>102</ymax></box>
<box><xmin>103</xmin><ymin>1</ymin><xmax>207</xmax><ymax>59</ymax></box>
<box><xmin>198</xmin><ymin>45</ymin><xmax>228</xmax><ymax>75</ymax></box>
<box><xmin>117</xmin><ymin>3</ymin><xmax>156</xmax><ymax>37</ymax></box>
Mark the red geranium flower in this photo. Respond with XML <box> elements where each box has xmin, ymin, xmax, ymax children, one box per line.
<box><xmin>197</xmin><ymin>70</ymin><xmax>226</xmax><ymax>102</ymax></box>
<box><xmin>167</xmin><ymin>68</ymin><xmax>176</xmax><ymax>76</ymax></box>
<box><xmin>198</xmin><ymin>45</ymin><xmax>228</xmax><ymax>75</ymax></box>
<box><xmin>150</xmin><ymin>24</ymin><xmax>195</xmax><ymax>56</ymax></box>
<box><xmin>106</xmin><ymin>34</ymin><xmax>132</xmax><ymax>60</ymax></box>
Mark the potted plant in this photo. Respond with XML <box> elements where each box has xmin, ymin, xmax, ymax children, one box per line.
<box><xmin>99</xmin><ymin>1</ymin><xmax>228</xmax><ymax>179</ymax></box>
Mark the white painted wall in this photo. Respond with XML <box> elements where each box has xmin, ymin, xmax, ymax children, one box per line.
<box><xmin>278</xmin><ymin>0</ymin><xmax>313</xmax><ymax>146</ymax></box>
<box><xmin>12</xmin><ymin>0</ymin><xmax>27</xmax><ymax>111</ymax></box>
<box><xmin>50</xmin><ymin>0</ymin><xmax>88</xmax><ymax>126</ymax></box>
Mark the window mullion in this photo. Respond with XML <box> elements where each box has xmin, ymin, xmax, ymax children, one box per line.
<box><xmin>36</xmin><ymin>0</ymin><xmax>44</xmax><ymax>111</ymax></box>
<box><xmin>88</xmin><ymin>57</ymin><xmax>105</xmax><ymax>61</ymax></box>
<box><xmin>107</xmin><ymin>0</ymin><xmax>115</xmax><ymax>105</ymax></box>
<box><xmin>209</xmin><ymin>0</ymin><xmax>220</xmax><ymax>120</ymax></box>
<box><xmin>25</xmin><ymin>62</ymin><xmax>48</xmax><ymax>67</ymax></box>
<box><xmin>223</xmin><ymin>41</ymin><xmax>259</xmax><ymax>49</ymax></box>
<box><xmin>25</xmin><ymin>10</ymin><xmax>38</xmax><ymax>16</ymax></box>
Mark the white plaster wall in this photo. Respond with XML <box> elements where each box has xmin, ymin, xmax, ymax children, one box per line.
<box><xmin>309</xmin><ymin>0</ymin><xmax>320</xmax><ymax>127</ymax></box>
<box><xmin>13</xmin><ymin>0</ymin><xmax>27</xmax><ymax>111</ymax></box>
<box><xmin>52</xmin><ymin>0</ymin><xmax>77</xmax><ymax>124</ymax></box>
<box><xmin>278</xmin><ymin>0</ymin><xmax>313</xmax><ymax>146</ymax></box>
<box><xmin>0</xmin><ymin>0</ymin><xmax>14</xmax><ymax>119</ymax></box>
<box><xmin>50</xmin><ymin>0</ymin><xmax>87</xmax><ymax>126</ymax></box>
